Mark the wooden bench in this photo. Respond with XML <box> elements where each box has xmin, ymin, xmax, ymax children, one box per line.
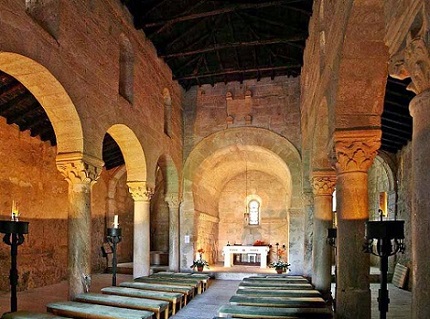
<box><xmin>136</xmin><ymin>276</ymin><xmax>202</xmax><ymax>294</ymax></box>
<box><xmin>47</xmin><ymin>301</ymin><xmax>154</xmax><ymax>319</ymax></box>
<box><xmin>238</xmin><ymin>282</ymin><xmax>314</xmax><ymax>290</ymax></box>
<box><xmin>150</xmin><ymin>272</ymin><xmax>211</xmax><ymax>291</ymax></box>
<box><xmin>1</xmin><ymin>311</ymin><xmax>69</xmax><ymax>319</ymax></box>
<box><xmin>243</xmin><ymin>277</ymin><xmax>309</xmax><ymax>283</ymax></box>
<box><xmin>229</xmin><ymin>295</ymin><xmax>327</xmax><ymax>308</ymax></box>
<box><xmin>236</xmin><ymin>289</ymin><xmax>322</xmax><ymax>298</ymax></box>
<box><xmin>217</xmin><ymin>305</ymin><xmax>333</xmax><ymax>318</ymax></box>
<box><xmin>120</xmin><ymin>281</ymin><xmax>193</xmax><ymax>305</ymax></box>
<box><xmin>75</xmin><ymin>293</ymin><xmax>169</xmax><ymax>319</ymax></box>
<box><xmin>101</xmin><ymin>286</ymin><xmax>183</xmax><ymax>315</ymax></box>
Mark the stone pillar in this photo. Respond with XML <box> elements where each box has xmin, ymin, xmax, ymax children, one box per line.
<box><xmin>333</xmin><ymin>129</ymin><xmax>380</xmax><ymax>319</ymax></box>
<box><xmin>166</xmin><ymin>193</ymin><xmax>180</xmax><ymax>272</ymax></box>
<box><xmin>389</xmin><ymin>32</ymin><xmax>430</xmax><ymax>319</ymax></box>
<box><xmin>127</xmin><ymin>181</ymin><xmax>153</xmax><ymax>278</ymax></box>
<box><xmin>311</xmin><ymin>170</ymin><xmax>336</xmax><ymax>299</ymax></box>
<box><xmin>56</xmin><ymin>155</ymin><xmax>103</xmax><ymax>300</ymax></box>
<box><xmin>302</xmin><ymin>190</ymin><xmax>314</xmax><ymax>278</ymax></box>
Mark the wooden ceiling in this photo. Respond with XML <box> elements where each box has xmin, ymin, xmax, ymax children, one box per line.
<box><xmin>0</xmin><ymin>0</ymin><xmax>414</xmax><ymax>169</ymax></box>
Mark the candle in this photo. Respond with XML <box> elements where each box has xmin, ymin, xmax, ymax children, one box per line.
<box><xmin>11</xmin><ymin>200</ymin><xmax>19</xmax><ymax>221</ymax></box>
<box><xmin>113</xmin><ymin>215</ymin><xmax>119</xmax><ymax>228</ymax></box>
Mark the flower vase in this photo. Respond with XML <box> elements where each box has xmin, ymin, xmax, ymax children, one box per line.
<box><xmin>197</xmin><ymin>266</ymin><xmax>204</xmax><ymax>272</ymax></box>
<box><xmin>276</xmin><ymin>268</ymin><xmax>283</xmax><ymax>274</ymax></box>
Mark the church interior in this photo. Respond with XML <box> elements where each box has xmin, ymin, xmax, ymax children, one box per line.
<box><xmin>0</xmin><ymin>0</ymin><xmax>429</xmax><ymax>318</ymax></box>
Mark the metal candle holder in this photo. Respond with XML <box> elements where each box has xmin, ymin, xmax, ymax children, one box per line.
<box><xmin>364</xmin><ymin>220</ymin><xmax>405</xmax><ymax>319</ymax></box>
<box><xmin>327</xmin><ymin>228</ymin><xmax>337</xmax><ymax>248</ymax></box>
<box><xmin>0</xmin><ymin>220</ymin><xmax>29</xmax><ymax>312</ymax></box>
<box><xmin>107</xmin><ymin>227</ymin><xmax>122</xmax><ymax>286</ymax></box>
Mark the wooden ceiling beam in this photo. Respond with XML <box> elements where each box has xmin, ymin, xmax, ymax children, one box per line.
<box><xmin>161</xmin><ymin>37</ymin><xmax>306</xmax><ymax>58</ymax></box>
<box><xmin>174</xmin><ymin>64</ymin><xmax>301</xmax><ymax>81</ymax></box>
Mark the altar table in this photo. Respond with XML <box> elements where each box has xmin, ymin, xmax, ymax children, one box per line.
<box><xmin>223</xmin><ymin>245</ymin><xmax>269</xmax><ymax>268</ymax></box>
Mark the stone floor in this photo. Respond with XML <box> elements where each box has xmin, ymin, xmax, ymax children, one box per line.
<box><xmin>0</xmin><ymin>271</ymin><xmax>412</xmax><ymax>318</ymax></box>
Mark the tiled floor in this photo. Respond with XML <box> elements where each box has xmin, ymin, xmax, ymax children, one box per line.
<box><xmin>0</xmin><ymin>272</ymin><xmax>412</xmax><ymax>318</ymax></box>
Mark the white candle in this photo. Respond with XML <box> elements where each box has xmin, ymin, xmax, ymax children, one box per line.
<box><xmin>113</xmin><ymin>215</ymin><xmax>119</xmax><ymax>228</ymax></box>
<box><xmin>11</xmin><ymin>200</ymin><xmax>19</xmax><ymax>221</ymax></box>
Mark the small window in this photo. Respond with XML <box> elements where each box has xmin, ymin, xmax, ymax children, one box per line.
<box><xmin>248</xmin><ymin>200</ymin><xmax>260</xmax><ymax>225</ymax></box>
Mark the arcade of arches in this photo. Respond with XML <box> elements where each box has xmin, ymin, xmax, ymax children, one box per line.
<box><xmin>0</xmin><ymin>0</ymin><xmax>429</xmax><ymax>318</ymax></box>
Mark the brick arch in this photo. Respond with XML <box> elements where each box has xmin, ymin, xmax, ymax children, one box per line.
<box><xmin>0</xmin><ymin>52</ymin><xmax>83</xmax><ymax>155</ymax></box>
<box><xmin>106</xmin><ymin>124</ymin><xmax>147</xmax><ymax>182</ymax></box>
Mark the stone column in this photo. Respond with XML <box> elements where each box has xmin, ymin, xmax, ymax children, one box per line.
<box><xmin>333</xmin><ymin>129</ymin><xmax>380</xmax><ymax>319</ymax></box>
<box><xmin>56</xmin><ymin>155</ymin><xmax>103</xmax><ymax>300</ymax></box>
<box><xmin>165</xmin><ymin>193</ymin><xmax>180</xmax><ymax>272</ymax></box>
<box><xmin>311</xmin><ymin>170</ymin><xmax>336</xmax><ymax>299</ymax></box>
<box><xmin>302</xmin><ymin>190</ymin><xmax>314</xmax><ymax>278</ymax></box>
<box><xmin>127</xmin><ymin>181</ymin><xmax>153</xmax><ymax>278</ymax></box>
<box><xmin>389</xmin><ymin>32</ymin><xmax>430</xmax><ymax>319</ymax></box>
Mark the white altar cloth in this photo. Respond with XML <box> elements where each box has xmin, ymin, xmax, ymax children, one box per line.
<box><xmin>222</xmin><ymin>245</ymin><xmax>269</xmax><ymax>268</ymax></box>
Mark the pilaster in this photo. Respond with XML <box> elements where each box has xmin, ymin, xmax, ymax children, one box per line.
<box><xmin>56</xmin><ymin>155</ymin><xmax>103</xmax><ymax>300</ymax></box>
<box><xmin>311</xmin><ymin>170</ymin><xmax>336</xmax><ymax>298</ymax></box>
<box><xmin>127</xmin><ymin>181</ymin><xmax>153</xmax><ymax>278</ymax></box>
<box><xmin>333</xmin><ymin>129</ymin><xmax>380</xmax><ymax>319</ymax></box>
<box><xmin>165</xmin><ymin>193</ymin><xmax>180</xmax><ymax>271</ymax></box>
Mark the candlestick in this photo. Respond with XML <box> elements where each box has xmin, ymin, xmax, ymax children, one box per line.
<box><xmin>113</xmin><ymin>215</ymin><xmax>119</xmax><ymax>228</ymax></box>
<box><xmin>11</xmin><ymin>201</ymin><xmax>19</xmax><ymax>222</ymax></box>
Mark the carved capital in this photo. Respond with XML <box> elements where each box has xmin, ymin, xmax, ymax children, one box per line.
<box><xmin>389</xmin><ymin>28</ymin><xmax>430</xmax><ymax>94</ymax></box>
<box><xmin>56</xmin><ymin>157</ymin><xmax>102</xmax><ymax>189</ymax></box>
<box><xmin>333</xmin><ymin>130</ymin><xmax>381</xmax><ymax>173</ymax></box>
<box><xmin>311</xmin><ymin>171</ymin><xmax>336</xmax><ymax>196</ymax></box>
<box><xmin>165</xmin><ymin>193</ymin><xmax>180</xmax><ymax>208</ymax></box>
<box><xmin>127</xmin><ymin>181</ymin><xmax>154</xmax><ymax>202</ymax></box>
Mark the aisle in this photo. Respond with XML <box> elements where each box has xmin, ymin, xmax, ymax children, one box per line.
<box><xmin>170</xmin><ymin>279</ymin><xmax>240</xmax><ymax>319</ymax></box>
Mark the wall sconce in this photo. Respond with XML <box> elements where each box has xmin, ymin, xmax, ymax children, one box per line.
<box><xmin>363</xmin><ymin>219</ymin><xmax>405</xmax><ymax>319</ymax></box>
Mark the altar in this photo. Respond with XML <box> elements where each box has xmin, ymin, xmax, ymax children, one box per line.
<box><xmin>223</xmin><ymin>245</ymin><xmax>269</xmax><ymax>268</ymax></box>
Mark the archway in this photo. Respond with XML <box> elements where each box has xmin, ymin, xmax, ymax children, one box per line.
<box><xmin>182</xmin><ymin>127</ymin><xmax>303</xmax><ymax>273</ymax></box>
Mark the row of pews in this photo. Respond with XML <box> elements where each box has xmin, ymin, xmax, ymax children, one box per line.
<box><xmin>1</xmin><ymin>271</ymin><xmax>211</xmax><ymax>319</ymax></box>
<box><xmin>213</xmin><ymin>275</ymin><xmax>334</xmax><ymax>318</ymax></box>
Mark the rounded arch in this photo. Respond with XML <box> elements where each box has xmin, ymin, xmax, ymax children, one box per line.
<box><xmin>106</xmin><ymin>124</ymin><xmax>147</xmax><ymax>182</ymax></box>
<box><xmin>0</xmin><ymin>52</ymin><xmax>83</xmax><ymax>155</ymax></box>
<box><xmin>183</xmin><ymin>127</ymin><xmax>302</xmax><ymax>208</ymax></box>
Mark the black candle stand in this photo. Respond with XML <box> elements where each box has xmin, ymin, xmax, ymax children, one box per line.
<box><xmin>107</xmin><ymin>227</ymin><xmax>122</xmax><ymax>286</ymax></box>
<box><xmin>0</xmin><ymin>220</ymin><xmax>29</xmax><ymax>312</ymax></box>
<box><xmin>364</xmin><ymin>220</ymin><xmax>405</xmax><ymax>319</ymax></box>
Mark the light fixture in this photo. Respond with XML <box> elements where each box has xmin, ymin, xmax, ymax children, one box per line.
<box><xmin>363</xmin><ymin>213</ymin><xmax>405</xmax><ymax>319</ymax></box>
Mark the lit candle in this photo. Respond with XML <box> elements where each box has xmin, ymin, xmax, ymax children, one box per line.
<box><xmin>11</xmin><ymin>200</ymin><xmax>19</xmax><ymax>221</ymax></box>
<box><xmin>113</xmin><ymin>215</ymin><xmax>119</xmax><ymax>228</ymax></box>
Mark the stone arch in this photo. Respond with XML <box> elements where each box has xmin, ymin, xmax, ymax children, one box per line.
<box><xmin>106</xmin><ymin>124</ymin><xmax>147</xmax><ymax>182</ymax></box>
<box><xmin>181</xmin><ymin>127</ymin><xmax>303</xmax><ymax>272</ymax></box>
<box><xmin>0</xmin><ymin>52</ymin><xmax>83</xmax><ymax>155</ymax></box>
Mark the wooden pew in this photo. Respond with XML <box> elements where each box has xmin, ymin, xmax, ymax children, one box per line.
<box><xmin>238</xmin><ymin>282</ymin><xmax>314</xmax><ymax>290</ymax></box>
<box><xmin>150</xmin><ymin>272</ymin><xmax>211</xmax><ymax>291</ymax></box>
<box><xmin>217</xmin><ymin>304</ymin><xmax>333</xmax><ymax>318</ymax></box>
<box><xmin>243</xmin><ymin>276</ymin><xmax>309</xmax><ymax>283</ymax></box>
<box><xmin>236</xmin><ymin>288</ymin><xmax>322</xmax><ymax>298</ymax></box>
<box><xmin>47</xmin><ymin>301</ymin><xmax>154</xmax><ymax>319</ymax></box>
<box><xmin>229</xmin><ymin>295</ymin><xmax>327</xmax><ymax>308</ymax></box>
<box><xmin>136</xmin><ymin>276</ymin><xmax>202</xmax><ymax>294</ymax></box>
<box><xmin>101</xmin><ymin>286</ymin><xmax>183</xmax><ymax>315</ymax></box>
<box><xmin>120</xmin><ymin>281</ymin><xmax>193</xmax><ymax>305</ymax></box>
<box><xmin>75</xmin><ymin>293</ymin><xmax>169</xmax><ymax>319</ymax></box>
<box><xmin>1</xmin><ymin>311</ymin><xmax>69</xmax><ymax>319</ymax></box>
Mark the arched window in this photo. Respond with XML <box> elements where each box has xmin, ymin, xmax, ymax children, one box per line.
<box><xmin>119</xmin><ymin>34</ymin><xmax>134</xmax><ymax>104</ymax></box>
<box><xmin>248</xmin><ymin>200</ymin><xmax>260</xmax><ymax>225</ymax></box>
<box><xmin>163</xmin><ymin>88</ymin><xmax>172</xmax><ymax>137</ymax></box>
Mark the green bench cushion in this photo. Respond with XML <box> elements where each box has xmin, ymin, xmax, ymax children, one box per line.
<box><xmin>120</xmin><ymin>281</ymin><xmax>193</xmax><ymax>295</ymax></box>
<box><xmin>101</xmin><ymin>286</ymin><xmax>183</xmax><ymax>302</ymax></box>
<box><xmin>135</xmin><ymin>277</ymin><xmax>200</xmax><ymax>287</ymax></box>
<box><xmin>1</xmin><ymin>311</ymin><xmax>69</xmax><ymax>319</ymax></box>
<box><xmin>238</xmin><ymin>282</ymin><xmax>313</xmax><ymax>290</ymax></box>
<box><xmin>229</xmin><ymin>295</ymin><xmax>326</xmax><ymax>308</ymax></box>
<box><xmin>217</xmin><ymin>305</ymin><xmax>333</xmax><ymax>318</ymax></box>
<box><xmin>236</xmin><ymin>289</ymin><xmax>321</xmax><ymax>298</ymax></box>
<box><xmin>243</xmin><ymin>277</ymin><xmax>309</xmax><ymax>283</ymax></box>
<box><xmin>75</xmin><ymin>292</ymin><xmax>169</xmax><ymax>311</ymax></box>
<box><xmin>47</xmin><ymin>301</ymin><xmax>153</xmax><ymax>319</ymax></box>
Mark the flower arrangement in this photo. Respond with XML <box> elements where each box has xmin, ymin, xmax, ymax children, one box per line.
<box><xmin>253</xmin><ymin>239</ymin><xmax>266</xmax><ymax>246</ymax></box>
<box><xmin>269</xmin><ymin>260</ymin><xmax>291</xmax><ymax>270</ymax></box>
<box><xmin>190</xmin><ymin>248</ymin><xmax>209</xmax><ymax>270</ymax></box>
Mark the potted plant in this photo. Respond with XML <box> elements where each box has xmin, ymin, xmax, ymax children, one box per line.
<box><xmin>190</xmin><ymin>248</ymin><xmax>209</xmax><ymax>272</ymax></box>
<box><xmin>269</xmin><ymin>260</ymin><xmax>291</xmax><ymax>274</ymax></box>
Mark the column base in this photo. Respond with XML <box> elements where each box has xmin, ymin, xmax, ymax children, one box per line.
<box><xmin>335</xmin><ymin>288</ymin><xmax>370</xmax><ymax>319</ymax></box>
